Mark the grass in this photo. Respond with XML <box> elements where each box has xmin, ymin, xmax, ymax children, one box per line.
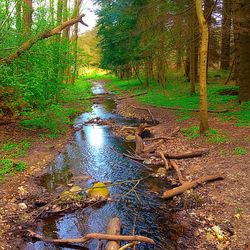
<box><xmin>181</xmin><ymin>126</ymin><xmax>226</xmax><ymax>143</ymax></box>
<box><xmin>106</xmin><ymin>70</ymin><xmax>249</xmax><ymax>127</ymax></box>
<box><xmin>234</xmin><ymin>147</ymin><xmax>248</xmax><ymax>156</ymax></box>
<box><xmin>0</xmin><ymin>140</ymin><xmax>30</xmax><ymax>181</ymax></box>
<box><xmin>19</xmin><ymin>77</ymin><xmax>93</xmax><ymax>138</ymax></box>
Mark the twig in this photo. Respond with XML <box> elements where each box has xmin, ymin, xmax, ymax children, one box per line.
<box><xmin>131</xmin><ymin>105</ymin><xmax>158</xmax><ymax>124</ymax></box>
<box><xmin>169</xmin><ymin>160</ymin><xmax>185</xmax><ymax>184</ymax></box>
<box><xmin>28</xmin><ymin>230</ymin><xmax>155</xmax><ymax>245</ymax></box>
<box><xmin>117</xmin><ymin>92</ymin><xmax>148</xmax><ymax>100</ymax></box>
<box><xmin>118</xmin><ymin>242</ymin><xmax>140</xmax><ymax>250</ymax></box>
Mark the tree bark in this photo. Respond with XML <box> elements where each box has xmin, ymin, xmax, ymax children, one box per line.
<box><xmin>239</xmin><ymin>0</ymin><xmax>250</xmax><ymax>102</ymax></box>
<box><xmin>221</xmin><ymin>0</ymin><xmax>231</xmax><ymax>70</ymax></box>
<box><xmin>196</xmin><ymin>0</ymin><xmax>209</xmax><ymax>134</ymax></box>
<box><xmin>22</xmin><ymin>0</ymin><xmax>32</xmax><ymax>36</ymax></box>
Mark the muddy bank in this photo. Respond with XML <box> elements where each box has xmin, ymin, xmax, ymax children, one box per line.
<box><xmin>114</xmin><ymin>94</ymin><xmax>250</xmax><ymax>250</ymax></box>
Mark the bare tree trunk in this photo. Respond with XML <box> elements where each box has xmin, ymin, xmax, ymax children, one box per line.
<box><xmin>221</xmin><ymin>0</ymin><xmax>231</xmax><ymax>70</ymax></box>
<box><xmin>22</xmin><ymin>0</ymin><xmax>32</xmax><ymax>36</ymax></box>
<box><xmin>16</xmin><ymin>0</ymin><xmax>22</xmax><ymax>33</ymax></box>
<box><xmin>196</xmin><ymin>0</ymin><xmax>209</xmax><ymax>134</ymax></box>
<box><xmin>239</xmin><ymin>0</ymin><xmax>250</xmax><ymax>102</ymax></box>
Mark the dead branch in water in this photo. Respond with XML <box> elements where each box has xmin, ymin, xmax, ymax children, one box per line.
<box><xmin>28</xmin><ymin>230</ymin><xmax>155</xmax><ymax>245</ymax></box>
<box><xmin>162</xmin><ymin>174</ymin><xmax>224</xmax><ymax>199</ymax></box>
<box><xmin>105</xmin><ymin>218</ymin><xmax>121</xmax><ymax>250</ymax></box>
<box><xmin>117</xmin><ymin>92</ymin><xmax>147</xmax><ymax>100</ymax></box>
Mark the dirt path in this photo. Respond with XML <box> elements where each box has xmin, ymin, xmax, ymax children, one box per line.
<box><xmin>115</xmin><ymin>96</ymin><xmax>250</xmax><ymax>250</ymax></box>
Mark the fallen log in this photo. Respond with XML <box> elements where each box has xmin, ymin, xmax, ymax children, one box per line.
<box><xmin>162</xmin><ymin>106</ymin><xmax>228</xmax><ymax>113</ymax></box>
<box><xmin>0</xmin><ymin>14</ymin><xmax>87</xmax><ymax>64</ymax></box>
<box><xmin>117</xmin><ymin>92</ymin><xmax>147</xmax><ymax>100</ymax></box>
<box><xmin>105</xmin><ymin>217</ymin><xmax>121</xmax><ymax>250</ymax></box>
<box><xmin>156</xmin><ymin>149</ymin><xmax>209</xmax><ymax>159</ymax></box>
<box><xmin>28</xmin><ymin>230</ymin><xmax>155</xmax><ymax>245</ymax></box>
<box><xmin>162</xmin><ymin>174</ymin><xmax>223</xmax><ymax>199</ymax></box>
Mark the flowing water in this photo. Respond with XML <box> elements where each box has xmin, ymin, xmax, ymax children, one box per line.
<box><xmin>25</xmin><ymin>82</ymin><xmax>182</xmax><ymax>250</ymax></box>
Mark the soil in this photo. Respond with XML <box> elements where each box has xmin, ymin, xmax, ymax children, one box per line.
<box><xmin>115</xmin><ymin>96</ymin><xmax>250</xmax><ymax>250</ymax></box>
<box><xmin>0</xmin><ymin>87</ymin><xmax>250</xmax><ymax>250</ymax></box>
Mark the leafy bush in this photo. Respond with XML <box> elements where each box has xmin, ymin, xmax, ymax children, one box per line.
<box><xmin>20</xmin><ymin>104</ymin><xmax>72</xmax><ymax>138</ymax></box>
<box><xmin>1</xmin><ymin>140</ymin><xmax>30</xmax><ymax>158</ymax></box>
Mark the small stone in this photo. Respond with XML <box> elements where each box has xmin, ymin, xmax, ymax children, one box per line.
<box><xmin>18</xmin><ymin>203</ymin><xmax>28</xmax><ymax>210</ymax></box>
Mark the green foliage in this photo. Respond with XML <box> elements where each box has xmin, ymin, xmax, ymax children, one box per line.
<box><xmin>181</xmin><ymin>126</ymin><xmax>200</xmax><ymax>139</ymax></box>
<box><xmin>19</xmin><ymin>79</ymin><xmax>92</xmax><ymax>138</ymax></box>
<box><xmin>181</xmin><ymin>126</ymin><xmax>226</xmax><ymax>143</ymax></box>
<box><xmin>0</xmin><ymin>159</ymin><xmax>26</xmax><ymax>181</ymax></box>
<box><xmin>15</xmin><ymin>161</ymin><xmax>27</xmax><ymax>172</ymax></box>
<box><xmin>234</xmin><ymin>147</ymin><xmax>247</xmax><ymax>156</ymax></box>
<box><xmin>1</xmin><ymin>140</ymin><xmax>30</xmax><ymax>158</ymax></box>
<box><xmin>205</xmin><ymin>129</ymin><xmax>226</xmax><ymax>143</ymax></box>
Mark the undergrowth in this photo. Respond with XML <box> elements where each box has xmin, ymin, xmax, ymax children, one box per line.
<box><xmin>19</xmin><ymin>78</ymin><xmax>92</xmax><ymax>138</ymax></box>
<box><xmin>181</xmin><ymin>126</ymin><xmax>226</xmax><ymax>143</ymax></box>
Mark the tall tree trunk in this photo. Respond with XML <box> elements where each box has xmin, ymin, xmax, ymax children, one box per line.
<box><xmin>22</xmin><ymin>0</ymin><xmax>32</xmax><ymax>36</ymax></box>
<box><xmin>232</xmin><ymin>1</ymin><xmax>240</xmax><ymax>85</ymax></box>
<box><xmin>220</xmin><ymin>0</ymin><xmax>231</xmax><ymax>70</ymax></box>
<box><xmin>189</xmin><ymin>1</ymin><xmax>197</xmax><ymax>95</ymax></box>
<box><xmin>70</xmin><ymin>0</ymin><xmax>83</xmax><ymax>84</ymax></box>
<box><xmin>16</xmin><ymin>0</ymin><xmax>22</xmax><ymax>33</ymax></box>
<box><xmin>239</xmin><ymin>0</ymin><xmax>250</xmax><ymax>102</ymax></box>
<box><xmin>50</xmin><ymin>0</ymin><xmax>55</xmax><ymax>26</ymax></box>
<box><xmin>196</xmin><ymin>0</ymin><xmax>209</xmax><ymax>134</ymax></box>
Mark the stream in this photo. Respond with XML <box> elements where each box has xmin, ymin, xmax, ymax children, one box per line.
<box><xmin>25</xmin><ymin>81</ymin><xmax>182</xmax><ymax>250</ymax></box>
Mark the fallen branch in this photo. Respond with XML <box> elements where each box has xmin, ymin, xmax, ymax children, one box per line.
<box><xmin>117</xmin><ymin>92</ymin><xmax>148</xmax><ymax>100</ymax></box>
<box><xmin>131</xmin><ymin>105</ymin><xmax>158</xmax><ymax>124</ymax></box>
<box><xmin>143</xmin><ymin>140</ymin><xmax>164</xmax><ymax>154</ymax></box>
<box><xmin>156</xmin><ymin>149</ymin><xmax>209</xmax><ymax>159</ymax></box>
<box><xmin>159</xmin><ymin>151</ymin><xmax>170</xmax><ymax>170</ymax></box>
<box><xmin>162</xmin><ymin>174</ymin><xmax>223</xmax><ymax>199</ymax></box>
<box><xmin>162</xmin><ymin>107</ymin><xmax>228</xmax><ymax>113</ymax></box>
<box><xmin>105</xmin><ymin>218</ymin><xmax>121</xmax><ymax>250</ymax></box>
<box><xmin>169</xmin><ymin>160</ymin><xmax>185</xmax><ymax>184</ymax></box>
<box><xmin>0</xmin><ymin>14</ymin><xmax>87</xmax><ymax>64</ymax></box>
<box><xmin>28</xmin><ymin>230</ymin><xmax>155</xmax><ymax>245</ymax></box>
<box><xmin>144</xmin><ymin>136</ymin><xmax>175</xmax><ymax>142</ymax></box>
<box><xmin>118</xmin><ymin>242</ymin><xmax>139</xmax><ymax>250</ymax></box>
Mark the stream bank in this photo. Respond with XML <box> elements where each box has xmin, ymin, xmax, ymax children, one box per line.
<box><xmin>0</xmin><ymin>79</ymin><xmax>249</xmax><ymax>250</ymax></box>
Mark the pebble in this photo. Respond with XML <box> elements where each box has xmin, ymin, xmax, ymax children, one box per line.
<box><xmin>18</xmin><ymin>203</ymin><xmax>28</xmax><ymax>210</ymax></box>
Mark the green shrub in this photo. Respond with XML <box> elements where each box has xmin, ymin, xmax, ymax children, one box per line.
<box><xmin>15</xmin><ymin>161</ymin><xmax>27</xmax><ymax>172</ymax></box>
<box><xmin>1</xmin><ymin>140</ymin><xmax>30</xmax><ymax>158</ymax></box>
<box><xmin>181</xmin><ymin>126</ymin><xmax>200</xmax><ymax>139</ymax></box>
<box><xmin>205</xmin><ymin>128</ymin><xmax>226</xmax><ymax>143</ymax></box>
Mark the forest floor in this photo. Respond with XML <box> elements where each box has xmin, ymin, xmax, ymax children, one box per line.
<box><xmin>107</xmin><ymin>77</ymin><xmax>250</xmax><ymax>250</ymax></box>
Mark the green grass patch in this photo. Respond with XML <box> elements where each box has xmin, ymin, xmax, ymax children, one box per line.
<box><xmin>234</xmin><ymin>147</ymin><xmax>248</xmax><ymax>156</ymax></box>
<box><xmin>106</xmin><ymin>71</ymin><xmax>249</xmax><ymax>127</ymax></box>
<box><xmin>181</xmin><ymin>126</ymin><xmax>226</xmax><ymax>143</ymax></box>
<box><xmin>0</xmin><ymin>159</ymin><xmax>27</xmax><ymax>181</ymax></box>
<box><xmin>1</xmin><ymin>140</ymin><xmax>30</xmax><ymax>158</ymax></box>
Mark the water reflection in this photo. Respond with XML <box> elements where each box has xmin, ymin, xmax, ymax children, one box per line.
<box><xmin>85</xmin><ymin>125</ymin><xmax>104</xmax><ymax>148</ymax></box>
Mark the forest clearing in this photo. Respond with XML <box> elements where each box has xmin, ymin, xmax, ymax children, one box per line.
<box><xmin>0</xmin><ymin>0</ymin><xmax>250</xmax><ymax>250</ymax></box>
